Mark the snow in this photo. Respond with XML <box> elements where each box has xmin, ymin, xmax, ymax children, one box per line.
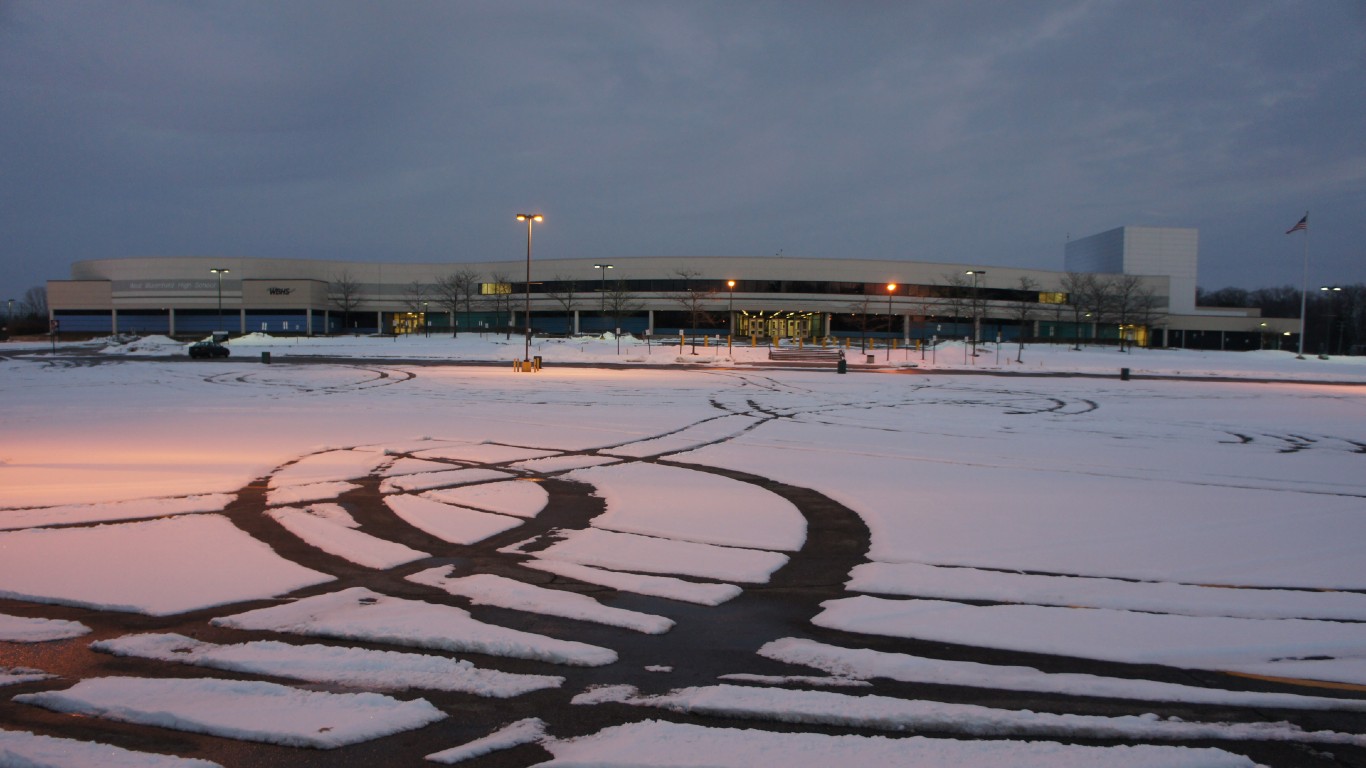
<box><xmin>267</xmin><ymin>448</ymin><xmax>388</xmax><ymax>487</ymax></box>
<box><xmin>575</xmin><ymin>683</ymin><xmax>1366</xmax><ymax>745</ymax></box>
<box><xmin>519</xmin><ymin>558</ymin><xmax>743</xmax><ymax>606</ymax></box>
<box><xmin>93</xmin><ymin>632</ymin><xmax>562</xmax><ymax>697</ymax></box>
<box><xmin>527</xmin><ymin>527</ymin><xmax>789</xmax><ymax>584</ymax></box>
<box><xmin>0</xmin><ymin>494</ymin><xmax>233</xmax><ymax>530</ymax></box>
<box><xmin>425</xmin><ymin>718</ymin><xmax>546</xmax><ymax>764</ymax></box>
<box><xmin>0</xmin><ymin>515</ymin><xmax>333</xmax><ymax>615</ymax></box>
<box><xmin>1</xmin><ymin>667</ymin><xmax>53</xmax><ymax>686</ymax></box>
<box><xmin>212</xmin><ymin>586</ymin><xmax>618</xmax><ymax>666</ymax></box>
<box><xmin>535</xmin><ymin>719</ymin><xmax>1260</xmax><ymax>768</ymax></box>
<box><xmin>421</xmin><ymin>479</ymin><xmax>549</xmax><ymax>518</ymax></box>
<box><xmin>267</xmin><ymin>505</ymin><xmax>430</xmax><ymax>568</ymax></box>
<box><xmin>13</xmin><ymin>676</ymin><xmax>446</xmax><ymax>748</ymax></box>
<box><xmin>0</xmin><ymin>729</ymin><xmax>222</xmax><ymax>767</ymax></box>
<box><xmin>407</xmin><ymin>569</ymin><xmax>674</xmax><ymax>634</ymax></box>
<box><xmin>383</xmin><ymin>493</ymin><xmax>525</xmax><ymax>544</ymax></box>
<box><xmin>814</xmin><ymin>596</ymin><xmax>1366</xmax><ymax>685</ymax></box>
<box><xmin>265</xmin><ymin>480</ymin><xmax>359</xmax><ymax>506</ymax></box>
<box><xmin>0</xmin><ymin>613</ymin><xmax>90</xmax><ymax>642</ymax></box>
<box><xmin>847</xmin><ymin>561</ymin><xmax>1366</xmax><ymax>620</ymax></box>
<box><xmin>759</xmin><ymin>638</ymin><xmax>1366</xmax><ymax>711</ymax></box>
<box><xmin>4</xmin><ymin>335</ymin><xmax>1366</xmax><ymax>764</ymax></box>
<box><xmin>381</xmin><ymin>468</ymin><xmax>512</xmax><ymax>493</ymax></box>
<box><xmin>569</xmin><ymin>462</ymin><xmax>806</xmax><ymax>551</ymax></box>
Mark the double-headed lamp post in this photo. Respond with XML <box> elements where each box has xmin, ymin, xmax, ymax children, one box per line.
<box><xmin>594</xmin><ymin>264</ymin><xmax>614</xmax><ymax>313</ymax></box>
<box><xmin>209</xmin><ymin>268</ymin><xmax>230</xmax><ymax>334</ymax></box>
<box><xmin>515</xmin><ymin>214</ymin><xmax>543</xmax><ymax>363</ymax></box>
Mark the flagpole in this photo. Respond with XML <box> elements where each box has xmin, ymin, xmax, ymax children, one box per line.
<box><xmin>1296</xmin><ymin>211</ymin><xmax>1309</xmax><ymax>359</ymax></box>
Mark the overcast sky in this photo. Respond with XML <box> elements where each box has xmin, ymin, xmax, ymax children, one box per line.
<box><xmin>2</xmin><ymin>0</ymin><xmax>1363</xmax><ymax>298</ymax></box>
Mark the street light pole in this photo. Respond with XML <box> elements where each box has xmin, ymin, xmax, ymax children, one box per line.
<box><xmin>965</xmin><ymin>270</ymin><xmax>985</xmax><ymax>356</ymax></box>
<box><xmin>1320</xmin><ymin>286</ymin><xmax>1342</xmax><ymax>355</ymax></box>
<box><xmin>515</xmin><ymin>214</ymin><xmax>543</xmax><ymax>364</ymax></box>
<box><xmin>727</xmin><ymin>280</ymin><xmax>736</xmax><ymax>353</ymax></box>
<box><xmin>886</xmin><ymin>283</ymin><xmax>897</xmax><ymax>361</ymax></box>
<box><xmin>594</xmin><ymin>264</ymin><xmax>614</xmax><ymax>313</ymax></box>
<box><xmin>210</xmin><ymin>268</ymin><xmax>230</xmax><ymax>335</ymax></box>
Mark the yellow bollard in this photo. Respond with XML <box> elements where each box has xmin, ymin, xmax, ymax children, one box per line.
<box><xmin>703</xmin><ymin>335</ymin><xmax>709</xmax><ymax>348</ymax></box>
<box><xmin>798</xmin><ymin>337</ymin><xmax>804</xmax><ymax>349</ymax></box>
<box><xmin>513</xmin><ymin>358</ymin><xmax>520</xmax><ymax>371</ymax></box>
<box><xmin>751</xmin><ymin>335</ymin><xmax>757</xmax><ymax>347</ymax></box>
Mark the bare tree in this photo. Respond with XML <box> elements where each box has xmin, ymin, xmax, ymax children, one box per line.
<box><xmin>1109</xmin><ymin>275</ymin><xmax>1146</xmax><ymax>352</ymax></box>
<box><xmin>486</xmin><ymin>271</ymin><xmax>515</xmax><ymax>339</ymax></box>
<box><xmin>544</xmin><ymin>274</ymin><xmax>580</xmax><ymax>336</ymax></box>
<box><xmin>670</xmin><ymin>270</ymin><xmax>715</xmax><ymax>354</ymax></box>
<box><xmin>846</xmin><ymin>293</ymin><xmax>875</xmax><ymax>353</ymax></box>
<box><xmin>329</xmin><ymin>271</ymin><xmax>365</xmax><ymax>334</ymax></box>
<box><xmin>604</xmin><ymin>278</ymin><xmax>644</xmax><ymax>352</ymax></box>
<box><xmin>20</xmin><ymin>285</ymin><xmax>48</xmax><ymax>319</ymax></box>
<box><xmin>1059</xmin><ymin>272</ymin><xmax>1095</xmax><ymax>351</ymax></box>
<box><xmin>938</xmin><ymin>272</ymin><xmax>972</xmax><ymax>348</ymax></box>
<box><xmin>1010</xmin><ymin>276</ymin><xmax>1039</xmax><ymax>363</ymax></box>
<box><xmin>402</xmin><ymin>281</ymin><xmax>430</xmax><ymax>335</ymax></box>
<box><xmin>433</xmin><ymin>272</ymin><xmax>463</xmax><ymax>337</ymax></box>
<box><xmin>1133</xmin><ymin>285</ymin><xmax>1166</xmax><ymax>349</ymax></box>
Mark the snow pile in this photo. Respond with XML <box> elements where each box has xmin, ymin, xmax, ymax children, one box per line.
<box><xmin>0</xmin><ymin>729</ymin><xmax>221</xmax><ymax>767</ymax></box>
<box><xmin>408</xmin><ymin>569</ymin><xmax>674</xmax><ymax>634</ymax></box>
<box><xmin>0</xmin><ymin>613</ymin><xmax>90</xmax><ymax>642</ymax></box>
<box><xmin>760</xmin><ymin>638</ymin><xmax>1366</xmax><ymax>711</ymax></box>
<box><xmin>574</xmin><ymin>684</ymin><xmax>1366</xmax><ymax>745</ymax></box>
<box><xmin>212</xmin><ymin>586</ymin><xmax>618</xmax><ymax>666</ymax></box>
<box><xmin>524</xmin><ymin>527</ymin><xmax>788</xmax><ymax>584</ymax></box>
<box><xmin>847</xmin><ymin>561</ymin><xmax>1366</xmax><ymax>620</ymax></box>
<box><xmin>426</xmin><ymin>718</ymin><xmax>546</xmax><ymax>764</ymax></box>
<box><xmin>93</xmin><ymin>633</ymin><xmax>562</xmax><ymax>697</ymax></box>
<box><xmin>0</xmin><ymin>494</ymin><xmax>233</xmax><ymax>531</ymax></box>
<box><xmin>815</xmin><ymin>596</ymin><xmax>1366</xmax><ymax>685</ymax></box>
<box><xmin>421</xmin><ymin>479</ymin><xmax>549</xmax><ymax>518</ymax></box>
<box><xmin>383</xmin><ymin>494</ymin><xmax>524</xmax><ymax>544</ymax></box>
<box><xmin>538</xmin><ymin>720</ymin><xmax>1260</xmax><ymax>768</ymax></box>
<box><xmin>14</xmin><ymin>676</ymin><xmax>446</xmax><ymax>748</ymax></box>
<box><xmin>267</xmin><ymin>505</ymin><xmax>429</xmax><ymax>569</ymax></box>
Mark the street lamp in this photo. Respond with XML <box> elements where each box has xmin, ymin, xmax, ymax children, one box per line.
<box><xmin>886</xmin><ymin>283</ymin><xmax>897</xmax><ymax>360</ymax></box>
<box><xmin>515</xmin><ymin>214</ymin><xmax>543</xmax><ymax>363</ymax></box>
<box><xmin>1320</xmin><ymin>286</ymin><xmax>1343</xmax><ymax>355</ymax></box>
<box><xmin>965</xmin><ymin>270</ymin><xmax>986</xmax><ymax>356</ymax></box>
<box><xmin>209</xmin><ymin>268</ymin><xmax>230</xmax><ymax>335</ymax></box>
<box><xmin>423</xmin><ymin>301</ymin><xmax>429</xmax><ymax>337</ymax></box>
<box><xmin>594</xmin><ymin>264</ymin><xmax>614</xmax><ymax>313</ymax></box>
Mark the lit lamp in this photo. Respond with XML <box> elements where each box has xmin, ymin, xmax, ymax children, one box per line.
<box><xmin>594</xmin><ymin>264</ymin><xmax>614</xmax><ymax>312</ymax></box>
<box><xmin>965</xmin><ymin>270</ymin><xmax>986</xmax><ymax>355</ymax></box>
<box><xmin>886</xmin><ymin>283</ymin><xmax>897</xmax><ymax>360</ymax></box>
<box><xmin>210</xmin><ymin>268</ymin><xmax>230</xmax><ymax>334</ymax></box>
<box><xmin>725</xmin><ymin>280</ymin><xmax>737</xmax><ymax>352</ymax></box>
<box><xmin>515</xmin><ymin>214</ymin><xmax>543</xmax><ymax>364</ymax></box>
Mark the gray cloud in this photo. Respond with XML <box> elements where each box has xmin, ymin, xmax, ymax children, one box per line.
<box><xmin>2</xmin><ymin>0</ymin><xmax>1363</xmax><ymax>297</ymax></box>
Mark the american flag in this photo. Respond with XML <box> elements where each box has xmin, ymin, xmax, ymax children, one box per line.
<box><xmin>1285</xmin><ymin>214</ymin><xmax>1308</xmax><ymax>234</ymax></box>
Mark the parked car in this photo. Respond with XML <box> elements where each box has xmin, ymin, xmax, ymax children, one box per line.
<box><xmin>188</xmin><ymin>340</ymin><xmax>230</xmax><ymax>359</ymax></box>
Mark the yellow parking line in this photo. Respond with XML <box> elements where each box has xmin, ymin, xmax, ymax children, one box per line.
<box><xmin>1223</xmin><ymin>671</ymin><xmax>1366</xmax><ymax>693</ymax></box>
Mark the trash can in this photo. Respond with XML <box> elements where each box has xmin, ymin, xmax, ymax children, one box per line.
<box><xmin>866</xmin><ymin>354</ymin><xmax>875</xmax><ymax>364</ymax></box>
<box><xmin>1120</xmin><ymin>367</ymin><xmax>1130</xmax><ymax>381</ymax></box>
<box><xmin>261</xmin><ymin>351</ymin><xmax>271</xmax><ymax>364</ymax></box>
<box><xmin>837</xmin><ymin>358</ymin><xmax>847</xmax><ymax>374</ymax></box>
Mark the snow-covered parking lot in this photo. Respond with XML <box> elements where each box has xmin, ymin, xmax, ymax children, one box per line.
<box><xmin>2</xmin><ymin>334</ymin><xmax>1365</xmax><ymax>767</ymax></box>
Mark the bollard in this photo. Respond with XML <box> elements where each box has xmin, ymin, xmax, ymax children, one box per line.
<box><xmin>513</xmin><ymin>358</ymin><xmax>520</xmax><ymax>371</ymax></box>
<box><xmin>261</xmin><ymin>351</ymin><xmax>270</xmax><ymax>364</ymax></box>
<box><xmin>533</xmin><ymin>356</ymin><xmax>542</xmax><ymax>371</ymax></box>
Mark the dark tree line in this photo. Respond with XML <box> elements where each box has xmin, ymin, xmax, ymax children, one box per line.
<box><xmin>1199</xmin><ymin>283</ymin><xmax>1365</xmax><ymax>355</ymax></box>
